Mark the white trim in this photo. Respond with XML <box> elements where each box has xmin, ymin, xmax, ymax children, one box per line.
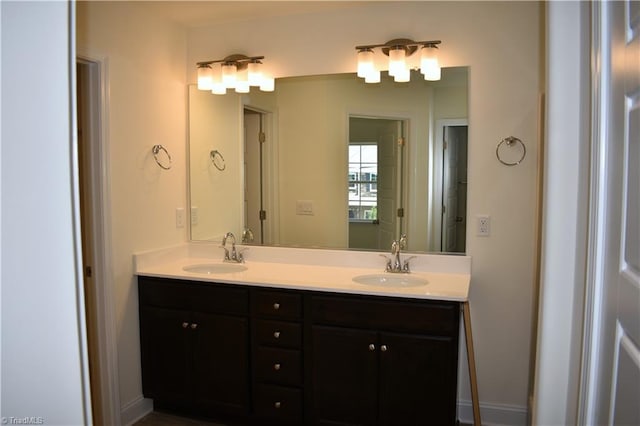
<box><xmin>457</xmin><ymin>400</ymin><xmax>527</xmax><ymax>426</ymax></box>
<box><xmin>120</xmin><ymin>396</ymin><xmax>153</xmax><ymax>426</ymax></box>
<box><xmin>76</xmin><ymin>52</ymin><xmax>122</xmax><ymax>426</ymax></box>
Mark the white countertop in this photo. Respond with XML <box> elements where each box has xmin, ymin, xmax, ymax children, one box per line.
<box><xmin>134</xmin><ymin>243</ymin><xmax>471</xmax><ymax>302</ymax></box>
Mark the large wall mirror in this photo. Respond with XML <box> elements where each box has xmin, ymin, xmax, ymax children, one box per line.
<box><xmin>188</xmin><ymin>67</ymin><xmax>468</xmax><ymax>253</ymax></box>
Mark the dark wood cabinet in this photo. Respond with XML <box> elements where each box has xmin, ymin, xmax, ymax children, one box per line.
<box><xmin>138</xmin><ymin>276</ymin><xmax>460</xmax><ymax>425</ymax></box>
<box><xmin>138</xmin><ymin>277</ymin><xmax>250</xmax><ymax>421</ymax></box>
<box><xmin>309</xmin><ymin>293</ymin><xmax>460</xmax><ymax>426</ymax></box>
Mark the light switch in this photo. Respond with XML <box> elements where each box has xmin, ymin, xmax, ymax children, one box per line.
<box><xmin>296</xmin><ymin>200</ymin><xmax>314</xmax><ymax>215</ymax></box>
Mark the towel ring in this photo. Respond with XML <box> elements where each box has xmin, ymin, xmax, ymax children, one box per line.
<box><xmin>210</xmin><ymin>150</ymin><xmax>226</xmax><ymax>171</ymax></box>
<box><xmin>152</xmin><ymin>144</ymin><xmax>172</xmax><ymax>170</ymax></box>
<box><xmin>496</xmin><ymin>136</ymin><xmax>526</xmax><ymax>166</ymax></box>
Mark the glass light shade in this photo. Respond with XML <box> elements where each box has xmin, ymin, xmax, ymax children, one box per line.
<box><xmin>222</xmin><ymin>63</ymin><xmax>237</xmax><ymax>88</ymax></box>
<box><xmin>211</xmin><ymin>63</ymin><xmax>223</xmax><ymax>85</ymax></box>
<box><xmin>197</xmin><ymin>65</ymin><xmax>213</xmax><ymax>90</ymax></box>
<box><xmin>211</xmin><ymin>82</ymin><xmax>226</xmax><ymax>95</ymax></box>
<box><xmin>260</xmin><ymin>75</ymin><xmax>275</xmax><ymax>92</ymax></box>
<box><xmin>247</xmin><ymin>62</ymin><xmax>262</xmax><ymax>86</ymax></box>
<box><xmin>420</xmin><ymin>45</ymin><xmax>441</xmax><ymax>81</ymax></box>
<box><xmin>235</xmin><ymin>68</ymin><xmax>250</xmax><ymax>93</ymax></box>
<box><xmin>364</xmin><ymin>69</ymin><xmax>381</xmax><ymax>83</ymax></box>
<box><xmin>357</xmin><ymin>49</ymin><xmax>375</xmax><ymax>78</ymax></box>
<box><xmin>388</xmin><ymin>47</ymin><xmax>406</xmax><ymax>77</ymax></box>
<box><xmin>394</xmin><ymin>67</ymin><xmax>411</xmax><ymax>83</ymax></box>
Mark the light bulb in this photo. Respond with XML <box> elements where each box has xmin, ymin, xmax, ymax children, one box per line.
<box><xmin>235</xmin><ymin>68</ymin><xmax>250</xmax><ymax>93</ymax></box>
<box><xmin>420</xmin><ymin>45</ymin><xmax>441</xmax><ymax>81</ymax></box>
<box><xmin>197</xmin><ymin>65</ymin><xmax>213</xmax><ymax>90</ymax></box>
<box><xmin>357</xmin><ymin>49</ymin><xmax>375</xmax><ymax>79</ymax></box>
<box><xmin>388</xmin><ymin>47</ymin><xmax>406</xmax><ymax>77</ymax></box>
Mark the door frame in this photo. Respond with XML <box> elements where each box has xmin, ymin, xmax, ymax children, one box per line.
<box><xmin>76</xmin><ymin>54</ymin><xmax>121</xmax><ymax>426</ymax></box>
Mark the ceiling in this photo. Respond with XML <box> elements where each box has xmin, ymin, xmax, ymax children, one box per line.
<box><xmin>142</xmin><ymin>1</ymin><xmax>370</xmax><ymax>28</ymax></box>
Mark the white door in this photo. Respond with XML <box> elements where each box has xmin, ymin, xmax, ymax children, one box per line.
<box><xmin>377</xmin><ymin>124</ymin><xmax>401</xmax><ymax>249</ymax></box>
<box><xmin>243</xmin><ymin>109</ymin><xmax>262</xmax><ymax>243</ymax></box>
<box><xmin>583</xmin><ymin>1</ymin><xmax>640</xmax><ymax>424</ymax></box>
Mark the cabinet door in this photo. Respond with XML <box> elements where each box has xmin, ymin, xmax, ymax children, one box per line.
<box><xmin>377</xmin><ymin>332</ymin><xmax>458</xmax><ymax>426</ymax></box>
<box><xmin>311</xmin><ymin>325</ymin><xmax>378</xmax><ymax>426</ymax></box>
<box><xmin>191</xmin><ymin>311</ymin><xmax>250</xmax><ymax>416</ymax></box>
<box><xmin>139</xmin><ymin>306</ymin><xmax>191</xmax><ymax>405</ymax></box>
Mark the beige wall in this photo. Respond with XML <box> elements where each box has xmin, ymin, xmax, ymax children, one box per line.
<box><xmin>76</xmin><ymin>1</ymin><xmax>188</xmax><ymax>413</ymax></box>
<box><xmin>188</xmin><ymin>1</ymin><xmax>541</xmax><ymax>419</ymax></box>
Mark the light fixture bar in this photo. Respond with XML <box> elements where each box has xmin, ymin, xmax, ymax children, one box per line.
<box><xmin>355</xmin><ymin>39</ymin><xmax>441</xmax><ymax>53</ymax></box>
<box><xmin>196</xmin><ymin>53</ymin><xmax>272</xmax><ymax>94</ymax></box>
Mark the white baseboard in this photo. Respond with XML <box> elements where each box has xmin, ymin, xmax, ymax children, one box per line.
<box><xmin>121</xmin><ymin>396</ymin><xmax>153</xmax><ymax>426</ymax></box>
<box><xmin>458</xmin><ymin>400</ymin><xmax>528</xmax><ymax>426</ymax></box>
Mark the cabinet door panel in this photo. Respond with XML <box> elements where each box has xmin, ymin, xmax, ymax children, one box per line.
<box><xmin>378</xmin><ymin>332</ymin><xmax>458</xmax><ymax>426</ymax></box>
<box><xmin>191</xmin><ymin>312</ymin><xmax>250</xmax><ymax>415</ymax></box>
<box><xmin>139</xmin><ymin>306</ymin><xmax>191</xmax><ymax>404</ymax></box>
<box><xmin>311</xmin><ymin>325</ymin><xmax>378</xmax><ymax>426</ymax></box>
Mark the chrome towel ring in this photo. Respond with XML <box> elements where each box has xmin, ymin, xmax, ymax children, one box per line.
<box><xmin>210</xmin><ymin>150</ymin><xmax>226</xmax><ymax>171</ymax></box>
<box><xmin>152</xmin><ymin>144</ymin><xmax>172</xmax><ymax>170</ymax></box>
<box><xmin>496</xmin><ymin>136</ymin><xmax>526</xmax><ymax>166</ymax></box>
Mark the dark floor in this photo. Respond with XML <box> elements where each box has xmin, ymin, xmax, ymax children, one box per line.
<box><xmin>133</xmin><ymin>411</ymin><xmax>225</xmax><ymax>426</ymax></box>
<box><xmin>134</xmin><ymin>411</ymin><xmax>473</xmax><ymax>426</ymax></box>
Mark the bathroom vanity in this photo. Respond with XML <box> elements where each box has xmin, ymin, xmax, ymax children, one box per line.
<box><xmin>135</xmin><ymin>245</ymin><xmax>471</xmax><ymax>425</ymax></box>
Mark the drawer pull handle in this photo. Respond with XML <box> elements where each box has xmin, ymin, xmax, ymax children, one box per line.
<box><xmin>368</xmin><ymin>343</ymin><xmax>376</xmax><ymax>351</ymax></box>
<box><xmin>273</xmin><ymin>302</ymin><xmax>280</xmax><ymax>310</ymax></box>
<box><xmin>190</xmin><ymin>323</ymin><xmax>198</xmax><ymax>329</ymax></box>
<box><xmin>274</xmin><ymin>363</ymin><xmax>281</xmax><ymax>371</ymax></box>
<box><xmin>381</xmin><ymin>345</ymin><xmax>388</xmax><ymax>352</ymax></box>
<box><xmin>273</xmin><ymin>331</ymin><xmax>281</xmax><ymax>339</ymax></box>
<box><xmin>274</xmin><ymin>401</ymin><xmax>281</xmax><ymax>409</ymax></box>
<box><xmin>182</xmin><ymin>322</ymin><xmax>189</xmax><ymax>329</ymax></box>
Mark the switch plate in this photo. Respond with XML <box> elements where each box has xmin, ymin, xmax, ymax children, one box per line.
<box><xmin>477</xmin><ymin>215</ymin><xmax>490</xmax><ymax>236</ymax></box>
<box><xmin>296</xmin><ymin>200</ymin><xmax>314</xmax><ymax>215</ymax></box>
<box><xmin>176</xmin><ymin>207</ymin><xmax>185</xmax><ymax>228</ymax></box>
<box><xmin>191</xmin><ymin>206</ymin><xmax>198</xmax><ymax>226</ymax></box>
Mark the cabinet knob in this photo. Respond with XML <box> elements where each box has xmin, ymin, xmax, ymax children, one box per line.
<box><xmin>273</xmin><ymin>331</ymin><xmax>281</xmax><ymax>339</ymax></box>
<box><xmin>182</xmin><ymin>322</ymin><xmax>189</xmax><ymax>328</ymax></box>
<box><xmin>368</xmin><ymin>343</ymin><xmax>376</xmax><ymax>351</ymax></box>
<box><xmin>274</xmin><ymin>363</ymin><xmax>281</xmax><ymax>371</ymax></box>
<box><xmin>190</xmin><ymin>323</ymin><xmax>198</xmax><ymax>329</ymax></box>
<box><xmin>273</xmin><ymin>302</ymin><xmax>280</xmax><ymax>310</ymax></box>
<box><xmin>274</xmin><ymin>401</ymin><xmax>281</xmax><ymax>409</ymax></box>
<box><xmin>381</xmin><ymin>345</ymin><xmax>388</xmax><ymax>352</ymax></box>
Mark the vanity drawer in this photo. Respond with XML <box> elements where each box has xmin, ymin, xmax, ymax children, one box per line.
<box><xmin>256</xmin><ymin>319</ymin><xmax>302</xmax><ymax>349</ymax></box>
<box><xmin>138</xmin><ymin>277</ymin><xmax>248</xmax><ymax>315</ymax></box>
<box><xmin>255</xmin><ymin>347</ymin><xmax>302</xmax><ymax>386</ymax></box>
<box><xmin>311</xmin><ymin>294</ymin><xmax>459</xmax><ymax>335</ymax></box>
<box><xmin>252</xmin><ymin>289</ymin><xmax>302</xmax><ymax>320</ymax></box>
<box><xmin>253</xmin><ymin>384</ymin><xmax>302</xmax><ymax>424</ymax></box>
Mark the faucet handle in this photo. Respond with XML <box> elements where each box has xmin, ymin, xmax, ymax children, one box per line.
<box><xmin>379</xmin><ymin>254</ymin><xmax>393</xmax><ymax>272</ymax></box>
<box><xmin>402</xmin><ymin>256</ymin><xmax>417</xmax><ymax>273</ymax></box>
<box><xmin>235</xmin><ymin>247</ymin><xmax>248</xmax><ymax>263</ymax></box>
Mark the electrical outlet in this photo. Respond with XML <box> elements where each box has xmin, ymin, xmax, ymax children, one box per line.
<box><xmin>191</xmin><ymin>206</ymin><xmax>198</xmax><ymax>226</ymax></box>
<box><xmin>176</xmin><ymin>207</ymin><xmax>185</xmax><ymax>228</ymax></box>
<box><xmin>477</xmin><ymin>215</ymin><xmax>490</xmax><ymax>236</ymax></box>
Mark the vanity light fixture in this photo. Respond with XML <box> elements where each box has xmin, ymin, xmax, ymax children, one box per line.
<box><xmin>196</xmin><ymin>54</ymin><xmax>274</xmax><ymax>95</ymax></box>
<box><xmin>355</xmin><ymin>39</ymin><xmax>442</xmax><ymax>83</ymax></box>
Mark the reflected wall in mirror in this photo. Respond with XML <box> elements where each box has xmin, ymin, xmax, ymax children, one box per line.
<box><xmin>188</xmin><ymin>67</ymin><xmax>468</xmax><ymax>253</ymax></box>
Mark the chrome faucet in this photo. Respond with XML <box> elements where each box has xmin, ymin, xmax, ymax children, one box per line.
<box><xmin>382</xmin><ymin>234</ymin><xmax>413</xmax><ymax>273</ymax></box>
<box><xmin>221</xmin><ymin>232</ymin><xmax>245</xmax><ymax>263</ymax></box>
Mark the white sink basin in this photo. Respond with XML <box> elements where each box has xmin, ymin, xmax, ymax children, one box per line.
<box><xmin>353</xmin><ymin>274</ymin><xmax>428</xmax><ymax>287</ymax></box>
<box><xmin>182</xmin><ymin>263</ymin><xmax>247</xmax><ymax>274</ymax></box>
